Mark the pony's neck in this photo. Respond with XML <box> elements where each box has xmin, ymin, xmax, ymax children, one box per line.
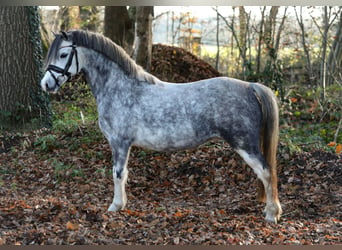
<box><xmin>81</xmin><ymin>48</ymin><xmax>135</xmax><ymax>99</ymax></box>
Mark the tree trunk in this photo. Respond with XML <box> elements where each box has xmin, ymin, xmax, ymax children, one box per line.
<box><xmin>320</xmin><ymin>6</ymin><xmax>329</xmax><ymax>101</ymax></box>
<box><xmin>0</xmin><ymin>6</ymin><xmax>50</xmax><ymax>130</ymax></box>
<box><xmin>264</xmin><ymin>6</ymin><xmax>279</xmax><ymax>60</ymax></box>
<box><xmin>274</xmin><ymin>7</ymin><xmax>287</xmax><ymax>57</ymax></box>
<box><xmin>256</xmin><ymin>7</ymin><xmax>266</xmax><ymax>76</ymax></box>
<box><xmin>216</xmin><ymin>8</ymin><xmax>246</xmax><ymax>77</ymax></box>
<box><xmin>295</xmin><ymin>6</ymin><xmax>314</xmax><ymax>85</ymax></box>
<box><xmin>132</xmin><ymin>6</ymin><xmax>153</xmax><ymax>72</ymax></box>
<box><xmin>327</xmin><ymin>10</ymin><xmax>342</xmax><ymax>85</ymax></box>
<box><xmin>239</xmin><ymin>6</ymin><xmax>248</xmax><ymax>79</ymax></box>
<box><xmin>310</xmin><ymin>7</ymin><xmax>341</xmax><ymax>100</ymax></box>
<box><xmin>215</xmin><ymin>7</ymin><xmax>220</xmax><ymax>71</ymax></box>
<box><xmin>104</xmin><ymin>6</ymin><xmax>134</xmax><ymax>53</ymax></box>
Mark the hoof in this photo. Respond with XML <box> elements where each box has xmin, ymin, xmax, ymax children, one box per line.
<box><xmin>265</xmin><ymin>214</ymin><xmax>279</xmax><ymax>224</ymax></box>
<box><xmin>108</xmin><ymin>203</ymin><xmax>124</xmax><ymax>212</ymax></box>
<box><xmin>264</xmin><ymin>202</ymin><xmax>282</xmax><ymax>224</ymax></box>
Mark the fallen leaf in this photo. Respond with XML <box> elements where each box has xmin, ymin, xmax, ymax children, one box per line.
<box><xmin>327</xmin><ymin>141</ymin><xmax>336</xmax><ymax>147</ymax></box>
<box><xmin>173</xmin><ymin>211</ymin><xmax>183</xmax><ymax>217</ymax></box>
<box><xmin>66</xmin><ymin>221</ymin><xmax>80</xmax><ymax>231</ymax></box>
<box><xmin>290</xmin><ymin>97</ymin><xmax>298</xmax><ymax>103</ymax></box>
<box><xmin>325</xmin><ymin>235</ymin><xmax>339</xmax><ymax>240</ymax></box>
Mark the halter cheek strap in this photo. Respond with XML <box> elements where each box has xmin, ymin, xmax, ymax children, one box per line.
<box><xmin>46</xmin><ymin>43</ymin><xmax>79</xmax><ymax>87</ymax></box>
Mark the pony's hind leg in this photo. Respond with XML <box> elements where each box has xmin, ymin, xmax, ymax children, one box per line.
<box><xmin>236</xmin><ymin>149</ymin><xmax>282</xmax><ymax>223</ymax></box>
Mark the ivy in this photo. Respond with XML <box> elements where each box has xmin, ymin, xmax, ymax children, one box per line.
<box><xmin>26</xmin><ymin>6</ymin><xmax>52</xmax><ymax>128</ymax></box>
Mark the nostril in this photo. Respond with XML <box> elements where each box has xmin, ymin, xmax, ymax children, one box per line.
<box><xmin>45</xmin><ymin>83</ymin><xmax>49</xmax><ymax>90</ymax></box>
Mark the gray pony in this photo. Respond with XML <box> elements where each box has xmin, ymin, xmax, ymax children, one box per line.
<box><xmin>41</xmin><ymin>30</ymin><xmax>282</xmax><ymax>223</ymax></box>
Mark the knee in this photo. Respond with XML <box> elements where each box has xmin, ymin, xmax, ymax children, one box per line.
<box><xmin>113</xmin><ymin>166</ymin><xmax>128</xmax><ymax>183</ymax></box>
<box><xmin>115</xmin><ymin>167</ymin><xmax>123</xmax><ymax>179</ymax></box>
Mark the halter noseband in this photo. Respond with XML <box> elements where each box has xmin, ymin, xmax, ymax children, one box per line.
<box><xmin>46</xmin><ymin>42</ymin><xmax>79</xmax><ymax>88</ymax></box>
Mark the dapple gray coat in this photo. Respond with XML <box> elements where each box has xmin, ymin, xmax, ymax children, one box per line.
<box><xmin>41</xmin><ymin>30</ymin><xmax>282</xmax><ymax>223</ymax></box>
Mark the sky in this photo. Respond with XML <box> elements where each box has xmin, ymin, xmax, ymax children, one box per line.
<box><xmin>154</xmin><ymin>6</ymin><xmax>298</xmax><ymax>19</ymax></box>
<box><xmin>153</xmin><ymin>6</ymin><xmax>326</xmax><ymax>20</ymax></box>
<box><xmin>42</xmin><ymin>6</ymin><xmax>321</xmax><ymax>21</ymax></box>
<box><xmin>155</xmin><ymin>6</ymin><xmax>249</xmax><ymax>17</ymax></box>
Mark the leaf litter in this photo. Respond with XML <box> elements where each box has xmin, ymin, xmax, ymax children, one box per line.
<box><xmin>0</xmin><ymin>128</ymin><xmax>341</xmax><ymax>245</ymax></box>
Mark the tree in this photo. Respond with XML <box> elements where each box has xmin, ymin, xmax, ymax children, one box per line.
<box><xmin>104</xmin><ymin>6</ymin><xmax>134</xmax><ymax>53</ymax></box>
<box><xmin>57</xmin><ymin>6</ymin><xmax>101</xmax><ymax>33</ymax></box>
<box><xmin>79</xmin><ymin>6</ymin><xmax>100</xmax><ymax>32</ymax></box>
<box><xmin>256</xmin><ymin>7</ymin><xmax>267</xmax><ymax>77</ymax></box>
<box><xmin>215</xmin><ymin>7</ymin><xmax>220</xmax><ymax>71</ymax></box>
<box><xmin>0</xmin><ymin>6</ymin><xmax>50</xmax><ymax>130</ymax></box>
<box><xmin>215</xmin><ymin>7</ymin><xmax>248</xmax><ymax>77</ymax></box>
<box><xmin>310</xmin><ymin>6</ymin><xmax>341</xmax><ymax>100</ymax></box>
<box><xmin>326</xmin><ymin>8</ymin><xmax>342</xmax><ymax>86</ymax></box>
<box><xmin>59</xmin><ymin>6</ymin><xmax>81</xmax><ymax>31</ymax></box>
<box><xmin>295</xmin><ymin>6</ymin><xmax>315</xmax><ymax>85</ymax></box>
<box><xmin>132</xmin><ymin>6</ymin><xmax>153</xmax><ymax>72</ymax></box>
<box><xmin>262</xmin><ymin>6</ymin><xmax>288</xmax><ymax>95</ymax></box>
<box><xmin>238</xmin><ymin>6</ymin><xmax>250</xmax><ymax>79</ymax></box>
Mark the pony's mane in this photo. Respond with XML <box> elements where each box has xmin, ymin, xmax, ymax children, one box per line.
<box><xmin>46</xmin><ymin>30</ymin><xmax>159</xmax><ymax>84</ymax></box>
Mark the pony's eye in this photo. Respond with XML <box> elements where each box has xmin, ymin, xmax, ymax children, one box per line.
<box><xmin>60</xmin><ymin>53</ymin><xmax>68</xmax><ymax>59</ymax></box>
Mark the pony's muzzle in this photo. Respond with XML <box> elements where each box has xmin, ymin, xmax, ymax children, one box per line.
<box><xmin>41</xmin><ymin>70</ymin><xmax>65</xmax><ymax>93</ymax></box>
<box><xmin>41</xmin><ymin>78</ymin><xmax>59</xmax><ymax>93</ymax></box>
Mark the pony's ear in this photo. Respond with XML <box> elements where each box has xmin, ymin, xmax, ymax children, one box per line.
<box><xmin>60</xmin><ymin>31</ymin><xmax>68</xmax><ymax>40</ymax></box>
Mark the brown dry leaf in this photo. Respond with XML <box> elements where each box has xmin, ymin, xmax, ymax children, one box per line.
<box><xmin>0</xmin><ymin>238</ymin><xmax>5</xmax><ymax>245</ymax></box>
<box><xmin>66</xmin><ymin>221</ymin><xmax>80</xmax><ymax>231</ymax></box>
<box><xmin>173</xmin><ymin>211</ymin><xmax>183</xmax><ymax>217</ymax></box>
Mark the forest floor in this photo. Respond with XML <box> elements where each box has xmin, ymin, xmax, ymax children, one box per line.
<box><xmin>0</xmin><ymin>124</ymin><xmax>341</xmax><ymax>245</ymax></box>
<box><xmin>0</xmin><ymin>44</ymin><xmax>341</xmax><ymax>245</ymax></box>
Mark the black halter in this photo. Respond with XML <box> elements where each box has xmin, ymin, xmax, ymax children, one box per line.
<box><xmin>46</xmin><ymin>42</ymin><xmax>79</xmax><ymax>88</ymax></box>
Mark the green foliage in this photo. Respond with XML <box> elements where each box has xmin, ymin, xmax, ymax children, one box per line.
<box><xmin>79</xmin><ymin>6</ymin><xmax>100</xmax><ymax>31</ymax></box>
<box><xmin>51</xmin><ymin>81</ymin><xmax>98</xmax><ymax>135</ymax></box>
<box><xmin>52</xmin><ymin>109</ymin><xmax>80</xmax><ymax>135</ymax></box>
<box><xmin>279</xmin><ymin>83</ymin><xmax>341</xmax><ymax>155</ymax></box>
<box><xmin>34</xmin><ymin>134</ymin><xmax>60</xmax><ymax>153</ymax></box>
<box><xmin>0</xmin><ymin>102</ymin><xmax>47</xmax><ymax>132</ymax></box>
<box><xmin>0</xmin><ymin>165</ymin><xmax>16</xmax><ymax>175</ymax></box>
<box><xmin>31</xmin><ymin>80</ymin><xmax>105</xmax><ymax>182</ymax></box>
<box><xmin>50</xmin><ymin>159</ymin><xmax>84</xmax><ymax>183</ymax></box>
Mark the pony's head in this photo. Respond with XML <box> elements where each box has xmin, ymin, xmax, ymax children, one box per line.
<box><xmin>40</xmin><ymin>31</ymin><xmax>81</xmax><ymax>93</ymax></box>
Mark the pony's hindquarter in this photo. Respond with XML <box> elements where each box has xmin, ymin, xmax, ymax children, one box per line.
<box><xmin>251</xmin><ymin>83</ymin><xmax>282</xmax><ymax>221</ymax></box>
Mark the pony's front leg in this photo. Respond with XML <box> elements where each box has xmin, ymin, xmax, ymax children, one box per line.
<box><xmin>108</xmin><ymin>144</ymin><xmax>131</xmax><ymax>212</ymax></box>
